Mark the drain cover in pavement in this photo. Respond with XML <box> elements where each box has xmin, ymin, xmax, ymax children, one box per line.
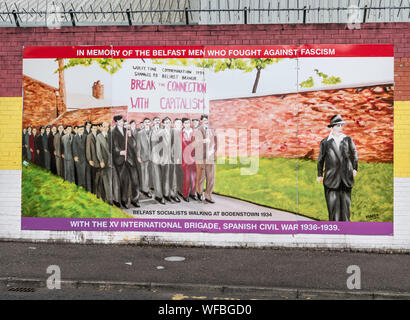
<box><xmin>8</xmin><ymin>287</ymin><xmax>36</xmax><ymax>293</ymax></box>
<box><xmin>164</xmin><ymin>256</ymin><xmax>185</xmax><ymax>262</ymax></box>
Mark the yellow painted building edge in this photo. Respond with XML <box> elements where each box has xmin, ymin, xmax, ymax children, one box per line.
<box><xmin>1</xmin><ymin>97</ymin><xmax>410</xmax><ymax>176</ymax></box>
<box><xmin>0</xmin><ymin>97</ymin><xmax>22</xmax><ymax>170</ymax></box>
<box><xmin>394</xmin><ymin>101</ymin><xmax>410</xmax><ymax>178</ymax></box>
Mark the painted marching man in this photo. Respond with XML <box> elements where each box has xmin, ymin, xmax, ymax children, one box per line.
<box><xmin>193</xmin><ymin>115</ymin><xmax>217</xmax><ymax>203</ymax></box>
<box><xmin>181</xmin><ymin>118</ymin><xmax>197</xmax><ymax>202</ymax></box>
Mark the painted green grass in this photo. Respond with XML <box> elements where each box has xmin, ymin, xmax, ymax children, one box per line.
<box><xmin>22</xmin><ymin>162</ymin><xmax>132</xmax><ymax>219</ymax></box>
<box><xmin>22</xmin><ymin>158</ymin><xmax>393</xmax><ymax>222</ymax></box>
<box><xmin>297</xmin><ymin>159</ymin><xmax>393</xmax><ymax>222</ymax></box>
<box><xmin>214</xmin><ymin>157</ymin><xmax>298</xmax><ymax>214</ymax></box>
<box><xmin>215</xmin><ymin>157</ymin><xmax>393</xmax><ymax>222</ymax></box>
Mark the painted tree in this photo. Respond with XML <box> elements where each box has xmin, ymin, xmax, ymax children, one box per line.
<box><xmin>57</xmin><ymin>58</ymin><xmax>66</xmax><ymax>107</ymax></box>
<box><xmin>54</xmin><ymin>58</ymin><xmax>125</xmax><ymax>97</ymax></box>
<box><xmin>56</xmin><ymin>58</ymin><xmax>125</xmax><ymax>74</ymax></box>
<box><xmin>152</xmin><ymin>58</ymin><xmax>283</xmax><ymax>93</ymax></box>
<box><xmin>300</xmin><ymin>69</ymin><xmax>341</xmax><ymax>88</ymax></box>
<box><xmin>154</xmin><ymin>58</ymin><xmax>342</xmax><ymax>93</ymax></box>
<box><xmin>54</xmin><ymin>58</ymin><xmax>125</xmax><ymax>116</ymax></box>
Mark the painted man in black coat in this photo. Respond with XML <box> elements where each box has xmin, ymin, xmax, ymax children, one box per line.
<box><xmin>317</xmin><ymin>114</ymin><xmax>358</xmax><ymax>221</ymax></box>
<box><xmin>48</xmin><ymin>126</ymin><xmax>57</xmax><ymax>174</ymax></box>
<box><xmin>54</xmin><ymin>124</ymin><xmax>64</xmax><ymax>178</ymax></box>
<box><xmin>86</xmin><ymin>124</ymin><xmax>101</xmax><ymax>195</ymax></box>
<box><xmin>112</xmin><ymin>115</ymin><xmax>135</xmax><ymax>209</ymax></box>
<box><xmin>96</xmin><ymin>122</ymin><xmax>113</xmax><ymax>205</ymax></box>
<box><xmin>22</xmin><ymin>128</ymin><xmax>27</xmax><ymax>160</ymax></box>
<box><xmin>125</xmin><ymin>122</ymin><xmax>140</xmax><ymax>207</ymax></box>
<box><xmin>61</xmin><ymin>125</ymin><xmax>75</xmax><ymax>183</ymax></box>
<box><xmin>73</xmin><ymin>125</ymin><xmax>89</xmax><ymax>189</ymax></box>
<box><xmin>34</xmin><ymin>127</ymin><xmax>45</xmax><ymax>167</ymax></box>
<box><xmin>42</xmin><ymin>126</ymin><xmax>51</xmax><ymax>170</ymax></box>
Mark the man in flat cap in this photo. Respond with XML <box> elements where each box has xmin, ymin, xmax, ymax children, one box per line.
<box><xmin>317</xmin><ymin>114</ymin><xmax>358</xmax><ymax>221</ymax></box>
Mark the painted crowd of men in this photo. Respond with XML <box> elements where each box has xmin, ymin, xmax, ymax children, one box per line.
<box><xmin>22</xmin><ymin>115</ymin><xmax>217</xmax><ymax>209</ymax></box>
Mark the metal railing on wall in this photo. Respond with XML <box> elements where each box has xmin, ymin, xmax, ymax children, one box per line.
<box><xmin>0</xmin><ymin>0</ymin><xmax>409</xmax><ymax>27</ymax></box>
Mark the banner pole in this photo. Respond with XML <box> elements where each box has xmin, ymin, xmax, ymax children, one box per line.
<box><xmin>124</xmin><ymin>108</ymin><xmax>128</xmax><ymax>161</ymax></box>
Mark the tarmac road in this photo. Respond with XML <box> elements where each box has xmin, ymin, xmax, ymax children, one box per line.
<box><xmin>0</xmin><ymin>283</ymin><xmax>293</xmax><ymax>300</ymax></box>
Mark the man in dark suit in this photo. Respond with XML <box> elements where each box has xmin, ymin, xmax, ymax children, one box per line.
<box><xmin>61</xmin><ymin>125</ymin><xmax>75</xmax><ymax>183</ymax></box>
<box><xmin>317</xmin><ymin>114</ymin><xmax>358</xmax><ymax>222</ymax></box>
<box><xmin>73</xmin><ymin>125</ymin><xmax>89</xmax><ymax>189</ymax></box>
<box><xmin>106</xmin><ymin>124</ymin><xmax>121</xmax><ymax>207</ymax></box>
<box><xmin>22</xmin><ymin>128</ymin><xmax>27</xmax><ymax>160</ymax></box>
<box><xmin>85</xmin><ymin>121</ymin><xmax>92</xmax><ymax>136</ymax></box>
<box><xmin>96</xmin><ymin>122</ymin><xmax>113</xmax><ymax>205</ymax></box>
<box><xmin>150</xmin><ymin>116</ymin><xmax>166</xmax><ymax>204</ymax></box>
<box><xmin>125</xmin><ymin>122</ymin><xmax>141</xmax><ymax>207</ymax></box>
<box><xmin>181</xmin><ymin>118</ymin><xmax>197</xmax><ymax>202</ymax></box>
<box><xmin>29</xmin><ymin>127</ymin><xmax>36</xmax><ymax>164</ymax></box>
<box><xmin>130</xmin><ymin>120</ymin><xmax>141</xmax><ymax>188</ymax></box>
<box><xmin>193</xmin><ymin>115</ymin><xmax>217</xmax><ymax>203</ymax></box>
<box><xmin>35</xmin><ymin>127</ymin><xmax>45</xmax><ymax>168</ymax></box>
<box><xmin>72</xmin><ymin>125</ymin><xmax>79</xmax><ymax>185</ymax></box>
<box><xmin>86</xmin><ymin>124</ymin><xmax>101</xmax><ymax>196</ymax></box>
<box><xmin>84</xmin><ymin>121</ymin><xmax>93</xmax><ymax>188</ymax></box>
<box><xmin>48</xmin><ymin>126</ymin><xmax>57</xmax><ymax>174</ymax></box>
<box><xmin>25</xmin><ymin>126</ymin><xmax>32</xmax><ymax>161</ymax></box>
<box><xmin>54</xmin><ymin>124</ymin><xmax>64</xmax><ymax>178</ymax></box>
<box><xmin>137</xmin><ymin>118</ymin><xmax>153</xmax><ymax>199</ymax></box>
<box><xmin>162</xmin><ymin>117</ymin><xmax>180</xmax><ymax>203</ymax></box>
<box><xmin>112</xmin><ymin>115</ymin><xmax>131</xmax><ymax>208</ymax></box>
<box><xmin>42</xmin><ymin>126</ymin><xmax>51</xmax><ymax>170</ymax></box>
<box><xmin>172</xmin><ymin>119</ymin><xmax>183</xmax><ymax>198</ymax></box>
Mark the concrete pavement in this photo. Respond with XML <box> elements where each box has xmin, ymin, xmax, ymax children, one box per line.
<box><xmin>0</xmin><ymin>241</ymin><xmax>409</xmax><ymax>299</ymax></box>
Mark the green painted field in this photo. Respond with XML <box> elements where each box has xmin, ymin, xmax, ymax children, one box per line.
<box><xmin>22</xmin><ymin>163</ymin><xmax>132</xmax><ymax>219</ymax></box>
<box><xmin>22</xmin><ymin>158</ymin><xmax>393</xmax><ymax>222</ymax></box>
<box><xmin>214</xmin><ymin>157</ymin><xmax>393</xmax><ymax>222</ymax></box>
